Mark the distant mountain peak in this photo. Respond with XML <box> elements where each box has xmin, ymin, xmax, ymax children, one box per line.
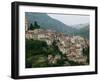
<box><xmin>71</xmin><ymin>23</ymin><xmax>89</xmax><ymax>29</ymax></box>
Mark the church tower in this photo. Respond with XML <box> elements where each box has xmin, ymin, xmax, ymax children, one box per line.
<box><xmin>25</xmin><ymin>16</ymin><xmax>29</xmax><ymax>31</ymax></box>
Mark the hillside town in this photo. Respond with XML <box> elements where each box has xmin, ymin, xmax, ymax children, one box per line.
<box><xmin>25</xmin><ymin>16</ymin><xmax>89</xmax><ymax>67</ymax></box>
<box><xmin>25</xmin><ymin>28</ymin><xmax>89</xmax><ymax>65</ymax></box>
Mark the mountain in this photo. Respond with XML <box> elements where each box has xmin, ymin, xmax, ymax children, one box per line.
<box><xmin>25</xmin><ymin>12</ymin><xmax>89</xmax><ymax>38</ymax></box>
<box><xmin>74</xmin><ymin>24</ymin><xmax>89</xmax><ymax>38</ymax></box>
<box><xmin>71</xmin><ymin>23</ymin><xmax>89</xmax><ymax>29</ymax></box>
<box><xmin>25</xmin><ymin>12</ymin><xmax>77</xmax><ymax>35</ymax></box>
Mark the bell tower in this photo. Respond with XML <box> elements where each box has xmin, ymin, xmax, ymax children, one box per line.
<box><xmin>25</xmin><ymin>16</ymin><xmax>29</xmax><ymax>31</ymax></box>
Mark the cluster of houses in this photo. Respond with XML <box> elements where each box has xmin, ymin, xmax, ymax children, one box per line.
<box><xmin>26</xmin><ymin>28</ymin><xmax>89</xmax><ymax>65</ymax></box>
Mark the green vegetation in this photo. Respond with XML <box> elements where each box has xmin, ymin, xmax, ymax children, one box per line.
<box><xmin>29</xmin><ymin>21</ymin><xmax>40</xmax><ymax>30</ymax></box>
<box><xmin>26</xmin><ymin>39</ymin><xmax>64</xmax><ymax>68</ymax></box>
<box><xmin>26</xmin><ymin>39</ymin><xmax>48</xmax><ymax>68</ymax></box>
<box><xmin>26</xmin><ymin>39</ymin><xmax>62</xmax><ymax>67</ymax></box>
<box><xmin>83</xmin><ymin>46</ymin><xmax>89</xmax><ymax>64</ymax></box>
<box><xmin>26</xmin><ymin>39</ymin><xmax>89</xmax><ymax>68</ymax></box>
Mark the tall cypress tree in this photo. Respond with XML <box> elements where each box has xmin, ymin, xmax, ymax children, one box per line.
<box><xmin>29</xmin><ymin>21</ymin><xmax>40</xmax><ymax>30</ymax></box>
<box><xmin>34</xmin><ymin>21</ymin><xmax>40</xmax><ymax>29</ymax></box>
<box><xmin>30</xmin><ymin>23</ymin><xmax>34</xmax><ymax>30</ymax></box>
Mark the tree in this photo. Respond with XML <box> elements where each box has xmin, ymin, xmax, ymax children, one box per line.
<box><xmin>29</xmin><ymin>21</ymin><xmax>40</xmax><ymax>30</ymax></box>
<box><xmin>34</xmin><ymin>21</ymin><xmax>40</xmax><ymax>29</ymax></box>
<box><xmin>30</xmin><ymin>23</ymin><xmax>34</xmax><ymax>30</ymax></box>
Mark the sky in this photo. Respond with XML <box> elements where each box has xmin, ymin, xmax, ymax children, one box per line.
<box><xmin>47</xmin><ymin>13</ymin><xmax>89</xmax><ymax>26</ymax></box>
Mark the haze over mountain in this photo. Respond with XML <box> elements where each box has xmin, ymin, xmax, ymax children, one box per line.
<box><xmin>25</xmin><ymin>12</ymin><xmax>89</xmax><ymax>38</ymax></box>
<box><xmin>75</xmin><ymin>24</ymin><xmax>89</xmax><ymax>38</ymax></box>
<box><xmin>71</xmin><ymin>23</ymin><xmax>89</xmax><ymax>29</ymax></box>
